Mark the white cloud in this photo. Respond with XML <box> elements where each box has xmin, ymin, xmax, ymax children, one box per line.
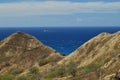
<box><xmin>0</xmin><ymin>1</ymin><xmax>120</xmax><ymax>17</ymax></box>
<box><xmin>76</xmin><ymin>18</ymin><xmax>83</xmax><ymax>22</ymax></box>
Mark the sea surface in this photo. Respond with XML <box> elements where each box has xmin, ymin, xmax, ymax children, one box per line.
<box><xmin>0</xmin><ymin>27</ymin><xmax>120</xmax><ymax>55</ymax></box>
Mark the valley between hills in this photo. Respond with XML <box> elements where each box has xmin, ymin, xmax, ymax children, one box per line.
<box><xmin>0</xmin><ymin>32</ymin><xmax>120</xmax><ymax>80</ymax></box>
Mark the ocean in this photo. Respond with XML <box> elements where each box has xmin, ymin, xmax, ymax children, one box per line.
<box><xmin>0</xmin><ymin>27</ymin><xmax>120</xmax><ymax>55</ymax></box>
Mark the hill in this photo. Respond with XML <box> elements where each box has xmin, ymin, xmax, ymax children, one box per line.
<box><xmin>0</xmin><ymin>31</ymin><xmax>120</xmax><ymax>80</ymax></box>
<box><xmin>58</xmin><ymin>32</ymin><xmax>120</xmax><ymax>80</ymax></box>
<box><xmin>0</xmin><ymin>32</ymin><xmax>63</xmax><ymax>74</ymax></box>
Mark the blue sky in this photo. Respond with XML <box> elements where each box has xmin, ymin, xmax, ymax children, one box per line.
<box><xmin>0</xmin><ymin>0</ymin><xmax>120</xmax><ymax>27</ymax></box>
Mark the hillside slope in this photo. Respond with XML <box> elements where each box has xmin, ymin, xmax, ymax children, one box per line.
<box><xmin>58</xmin><ymin>32</ymin><xmax>120</xmax><ymax>80</ymax></box>
<box><xmin>0</xmin><ymin>31</ymin><xmax>120</xmax><ymax>80</ymax></box>
<box><xmin>0</xmin><ymin>32</ymin><xmax>63</xmax><ymax>74</ymax></box>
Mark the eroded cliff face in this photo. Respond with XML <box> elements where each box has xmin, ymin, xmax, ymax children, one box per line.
<box><xmin>0</xmin><ymin>32</ymin><xmax>63</xmax><ymax>74</ymax></box>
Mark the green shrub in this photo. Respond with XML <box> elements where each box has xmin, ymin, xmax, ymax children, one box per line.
<box><xmin>79</xmin><ymin>63</ymin><xmax>103</xmax><ymax>74</ymax></box>
<box><xmin>66</xmin><ymin>62</ymin><xmax>77</xmax><ymax>77</ymax></box>
<box><xmin>38</xmin><ymin>59</ymin><xmax>48</xmax><ymax>66</ymax></box>
<box><xmin>45</xmin><ymin>62</ymin><xmax>77</xmax><ymax>78</ymax></box>
<box><xmin>17</xmin><ymin>74</ymin><xmax>41</xmax><ymax>80</ymax></box>
<box><xmin>11</xmin><ymin>68</ymin><xmax>23</xmax><ymax>75</ymax></box>
<box><xmin>17</xmin><ymin>75</ymin><xmax>27</xmax><ymax>80</ymax></box>
<box><xmin>29</xmin><ymin>66</ymin><xmax>39</xmax><ymax>74</ymax></box>
<box><xmin>0</xmin><ymin>74</ymin><xmax>15</xmax><ymax>80</ymax></box>
<box><xmin>45</xmin><ymin>67</ymin><xmax>65</xmax><ymax>78</ymax></box>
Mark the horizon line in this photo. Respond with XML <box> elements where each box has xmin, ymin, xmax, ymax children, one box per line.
<box><xmin>0</xmin><ymin>26</ymin><xmax>120</xmax><ymax>28</ymax></box>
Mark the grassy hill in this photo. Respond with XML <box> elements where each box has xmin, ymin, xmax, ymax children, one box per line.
<box><xmin>0</xmin><ymin>32</ymin><xmax>120</xmax><ymax>80</ymax></box>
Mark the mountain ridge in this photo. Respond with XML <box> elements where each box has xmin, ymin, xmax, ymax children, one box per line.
<box><xmin>0</xmin><ymin>31</ymin><xmax>120</xmax><ymax>80</ymax></box>
<box><xmin>58</xmin><ymin>31</ymin><xmax>120</xmax><ymax>80</ymax></box>
<box><xmin>0</xmin><ymin>32</ymin><xmax>64</xmax><ymax>74</ymax></box>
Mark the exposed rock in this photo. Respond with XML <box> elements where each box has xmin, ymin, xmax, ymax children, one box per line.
<box><xmin>114</xmin><ymin>72</ymin><xmax>120</xmax><ymax>80</ymax></box>
<box><xmin>109</xmin><ymin>72</ymin><xmax>120</xmax><ymax>80</ymax></box>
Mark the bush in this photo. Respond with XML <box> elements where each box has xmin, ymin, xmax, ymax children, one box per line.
<box><xmin>0</xmin><ymin>74</ymin><xmax>15</xmax><ymax>80</ymax></box>
<box><xmin>17</xmin><ymin>74</ymin><xmax>41</xmax><ymax>80</ymax></box>
<box><xmin>38</xmin><ymin>59</ymin><xmax>48</xmax><ymax>66</ymax></box>
<box><xmin>66</xmin><ymin>63</ymin><xmax>77</xmax><ymax>77</ymax></box>
<box><xmin>29</xmin><ymin>66</ymin><xmax>39</xmax><ymax>74</ymax></box>
<box><xmin>45</xmin><ymin>62</ymin><xmax>77</xmax><ymax>78</ymax></box>
<box><xmin>45</xmin><ymin>67</ymin><xmax>65</xmax><ymax>78</ymax></box>
<box><xmin>11</xmin><ymin>68</ymin><xmax>23</xmax><ymax>75</ymax></box>
<box><xmin>17</xmin><ymin>75</ymin><xmax>27</xmax><ymax>80</ymax></box>
<box><xmin>79</xmin><ymin>63</ymin><xmax>103</xmax><ymax>74</ymax></box>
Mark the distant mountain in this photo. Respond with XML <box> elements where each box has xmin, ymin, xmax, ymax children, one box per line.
<box><xmin>0</xmin><ymin>31</ymin><xmax>119</xmax><ymax>80</ymax></box>
<box><xmin>0</xmin><ymin>32</ymin><xmax>63</xmax><ymax>74</ymax></box>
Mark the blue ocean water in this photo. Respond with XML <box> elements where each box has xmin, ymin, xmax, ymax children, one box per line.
<box><xmin>0</xmin><ymin>27</ymin><xmax>120</xmax><ymax>55</ymax></box>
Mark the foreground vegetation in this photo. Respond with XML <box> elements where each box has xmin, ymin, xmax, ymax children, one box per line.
<box><xmin>0</xmin><ymin>62</ymin><xmax>104</xmax><ymax>80</ymax></box>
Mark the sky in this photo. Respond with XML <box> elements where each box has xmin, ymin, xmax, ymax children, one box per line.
<box><xmin>0</xmin><ymin>0</ymin><xmax>120</xmax><ymax>27</ymax></box>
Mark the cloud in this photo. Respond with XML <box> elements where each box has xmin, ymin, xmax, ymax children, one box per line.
<box><xmin>0</xmin><ymin>1</ymin><xmax>120</xmax><ymax>17</ymax></box>
<box><xmin>76</xmin><ymin>18</ymin><xmax>83</xmax><ymax>22</ymax></box>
